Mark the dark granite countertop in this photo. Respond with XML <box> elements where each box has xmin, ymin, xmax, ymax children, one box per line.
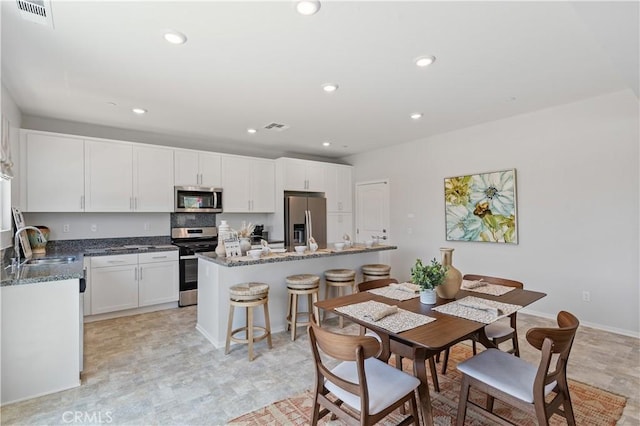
<box><xmin>1</xmin><ymin>237</ymin><xmax>177</xmax><ymax>287</ymax></box>
<box><xmin>197</xmin><ymin>244</ymin><xmax>397</xmax><ymax>267</ymax></box>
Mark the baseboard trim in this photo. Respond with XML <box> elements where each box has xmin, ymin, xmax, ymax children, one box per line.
<box><xmin>521</xmin><ymin>308</ymin><xmax>640</xmax><ymax>339</ymax></box>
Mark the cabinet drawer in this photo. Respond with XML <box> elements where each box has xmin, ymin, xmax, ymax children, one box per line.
<box><xmin>90</xmin><ymin>254</ymin><xmax>138</xmax><ymax>268</ymax></box>
<box><xmin>138</xmin><ymin>251</ymin><xmax>178</xmax><ymax>264</ymax></box>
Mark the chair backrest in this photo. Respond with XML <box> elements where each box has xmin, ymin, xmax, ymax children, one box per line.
<box><xmin>526</xmin><ymin>311</ymin><xmax>579</xmax><ymax>391</ymax></box>
<box><xmin>309</xmin><ymin>320</ymin><xmax>381</xmax><ymax>361</ymax></box>
<box><xmin>463</xmin><ymin>274</ymin><xmax>523</xmax><ymax>289</ymax></box>
<box><xmin>356</xmin><ymin>278</ymin><xmax>398</xmax><ymax>292</ymax></box>
<box><xmin>308</xmin><ymin>321</ymin><xmax>382</xmax><ymax>411</ymax></box>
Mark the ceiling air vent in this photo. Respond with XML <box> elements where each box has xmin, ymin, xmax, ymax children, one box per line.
<box><xmin>16</xmin><ymin>0</ymin><xmax>54</xmax><ymax>28</ymax></box>
<box><xmin>263</xmin><ymin>122</ymin><xmax>290</xmax><ymax>132</ymax></box>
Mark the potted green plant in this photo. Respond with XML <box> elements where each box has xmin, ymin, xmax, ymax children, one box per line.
<box><xmin>411</xmin><ymin>258</ymin><xmax>448</xmax><ymax>304</ymax></box>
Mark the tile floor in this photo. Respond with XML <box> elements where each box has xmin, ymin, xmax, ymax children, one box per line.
<box><xmin>0</xmin><ymin>307</ymin><xmax>638</xmax><ymax>425</ymax></box>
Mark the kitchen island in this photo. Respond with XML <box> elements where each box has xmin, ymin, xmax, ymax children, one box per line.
<box><xmin>1</xmin><ymin>256</ymin><xmax>85</xmax><ymax>405</ymax></box>
<box><xmin>196</xmin><ymin>244</ymin><xmax>397</xmax><ymax>348</ymax></box>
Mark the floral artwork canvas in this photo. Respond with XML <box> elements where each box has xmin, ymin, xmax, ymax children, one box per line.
<box><xmin>445</xmin><ymin>169</ymin><xmax>518</xmax><ymax>244</ymax></box>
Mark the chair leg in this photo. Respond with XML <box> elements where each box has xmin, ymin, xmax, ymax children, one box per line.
<box><xmin>395</xmin><ymin>354</ymin><xmax>404</xmax><ymax>371</ymax></box>
<box><xmin>322</xmin><ymin>284</ymin><xmax>331</xmax><ymax>323</ymax></box>
<box><xmin>428</xmin><ymin>357</ymin><xmax>440</xmax><ymax>393</ymax></box>
<box><xmin>312</xmin><ymin>291</ymin><xmax>320</xmax><ymax>326</ymax></box>
<box><xmin>408</xmin><ymin>391</ymin><xmax>419</xmax><ymax>425</ymax></box>
<box><xmin>472</xmin><ymin>340</ymin><xmax>477</xmax><ymax>355</ymax></box>
<box><xmin>291</xmin><ymin>294</ymin><xmax>298</xmax><ymax>341</ymax></box>
<box><xmin>512</xmin><ymin>333</ymin><xmax>520</xmax><ymax>357</ymax></box>
<box><xmin>225</xmin><ymin>304</ymin><xmax>235</xmax><ymax>355</ymax></box>
<box><xmin>286</xmin><ymin>291</ymin><xmax>292</xmax><ymax>331</ymax></box>
<box><xmin>441</xmin><ymin>348</ymin><xmax>450</xmax><ymax>374</ymax></box>
<box><xmin>247</xmin><ymin>305</ymin><xmax>254</xmax><ymax>361</ymax></box>
<box><xmin>311</xmin><ymin>391</ymin><xmax>321</xmax><ymax>425</ymax></box>
<box><xmin>263</xmin><ymin>300</ymin><xmax>272</xmax><ymax>349</ymax></box>
<box><xmin>456</xmin><ymin>375</ymin><xmax>471</xmax><ymax>426</ymax></box>
<box><xmin>487</xmin><ymin>394</ymin><xmax>495</xmax><ymax>413</ymax></box>
<box><xmin>559</xmin><ymin>375</ymin><xmax>576</xmax><ymax>425</ymax></box>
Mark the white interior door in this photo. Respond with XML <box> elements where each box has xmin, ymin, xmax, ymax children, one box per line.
<box><xmin>355</xmin><ymin>180</ymin><xmax>390</xmax><ymax>244</ymax></box>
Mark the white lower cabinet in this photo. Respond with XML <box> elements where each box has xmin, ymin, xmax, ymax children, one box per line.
<box><xmin>90</xmin><ymin>251</ymin><xmax>178</xmax><ymax>315</ymax></box>
<box><xmin>138</xmin><ymin>252</ymin><xmax>179</xmax><ymax>306</ymax></box>
<box><xmin>90</xmin><ymin>254</ymin><xmax>139</xmax><ymax>314</ymax></box>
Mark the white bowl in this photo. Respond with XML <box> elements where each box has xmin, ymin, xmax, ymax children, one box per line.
<box><xmin>365</xmin><ymin>240</ymin><xmax>374</xmax><ymax>248</ymax></box>
<box><xmin>294</xmin><ymin>245</ymin><xmax>306</xmax><ymax>254</ymax></box>
<box><xmin>248</xmin><ymin>249</ymin><xmax>262</xmax><ymax>259</ymax></box>
<box><xmin>334</xmin><ymin>242</ymin><xmax>345</xmax><ymax>251</ymax></box>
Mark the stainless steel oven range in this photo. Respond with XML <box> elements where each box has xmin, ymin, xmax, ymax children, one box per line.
<box><xmin>171</xmin><ymin>226</ymin><xmax>218</xmax><ymax>307</ymax></box>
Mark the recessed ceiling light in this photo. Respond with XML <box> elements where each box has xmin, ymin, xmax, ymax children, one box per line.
<box><xmin>322</xmin><ymin>141</ymin><xmax>331</xmax><ymax>147</ymax></box>
<box><xmin>296</xmin><ymin>0</ymin><xmax>321</xmax><ymax>16</ymax></box>
<box><xmin>164</xmin><ymin>30</ymin><xmax>187</xmax><ymax>45</ymax></box>
<box><xmin>322</xmin><ymin>83</ymin><xmax>339</xmax><ymax>93</ymax></box>
<box><xmin>247</xmin><ymin>128</ymin><xmax>257</xmax><ymax>134</ymax></box>
<box><xmin>132</xmin><ymin>108</ymin><xmax>147</xmax><ymax>115</ymax></box>
<box><xmin>415</xmin><ymin>55</ymin><xmax>436</xmax><ymax>67</ymax></box>
<box><xmin>410</xmin><ymin>112</ymin><xmax>423</xmax><ymax>120</ymax></box>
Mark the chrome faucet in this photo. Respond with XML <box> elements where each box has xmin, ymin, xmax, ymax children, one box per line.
<box><xmin>12</xmin><ymin>226</ymin><xmax>47</xmax><ymax>272</ymax></box>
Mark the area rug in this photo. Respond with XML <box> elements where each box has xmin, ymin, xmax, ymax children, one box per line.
<box><xmin>228</xmin><ymin>345</ymin><xmax>626</xmax><ymax>425</ymax></box>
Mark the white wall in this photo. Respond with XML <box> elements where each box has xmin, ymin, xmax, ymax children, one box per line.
<box><xmin>1</xmin><ymin>84</ymin><xmax>22</xmax><ymax>249</ymax></box>
<box><xmin>347</xmin><ymin>90</ymin><xmax>639</xmax><ymax>336</ymax></box>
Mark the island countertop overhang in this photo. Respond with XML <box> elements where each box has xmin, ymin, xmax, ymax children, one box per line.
<box><xmin>196</xmin><ymin>244</ymin><xmax>397</xmax><ymax>267</ymax></box>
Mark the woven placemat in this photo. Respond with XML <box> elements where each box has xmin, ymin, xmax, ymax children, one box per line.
<box><xmin>461</xmin><ymin>280</ymin><xmax>516</xmax><ymax>296</ymax></box>
<box><xmin>432</xmin><ymin>296</ymin><xmax>522</xmax><ymax>324</ymax></box>
<box><xmin>367</xmin><ymin>285</ymin><xmax>420</xmax><ymax>301</ymax></box>
<box><xmin>335</xmin><ymin>300</ymin><xmax>435</xmax><ymax>333</ymax></box>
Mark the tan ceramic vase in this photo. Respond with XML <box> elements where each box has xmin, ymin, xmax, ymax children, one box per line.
<box><xmin>436</xmin><ymin>247</ymin><xmax>462</xmax><ymax>299</ymax></box>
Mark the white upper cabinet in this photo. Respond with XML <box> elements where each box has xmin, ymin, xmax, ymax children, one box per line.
<box><xmin>23</xmin><ymin>131</ymin><xmax>85</xmax><ymax>212</ymax></box>
<box><xmin>325</xmin><ymin>164</ymin><xmax>353</xmax><ymax>212</ymax></box>
<box><xmin>85</xmin><ymin>140</ymin><xmax>133</xmax><ymax>212</ymax></box>
<box><xmin>221</xmin><ymin>155</ymin><xmax>275</xmax><ymax>213</ymax></box>
<box><xmin>251</xmin><ymin>159</ymin><xmax>276</xmax><ymax>212</ymax></box>
<box><xmin>280</xmin><ymin>158</ymin><xmax>326</xmax><ymax>192</ymax></box>
<box><xmin>133</xmin><ymin>145</ymin><xmax>174</xmax><ymax>212</ymax></box>
<box><xmin>174</xmin><ymin>149</ymin><xmax>221</xmax><ymax>187</ymax></box>
<box><xmin>85</xmin><ymin>140</ymin><xmax>174</xmax><ymax>212</ymax></box>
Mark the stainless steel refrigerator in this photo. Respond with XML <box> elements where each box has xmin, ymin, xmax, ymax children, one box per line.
<box><xmin>284</xmin><ymin>194</ymin><xmax>327</xmax><ymax>247</ymax></box>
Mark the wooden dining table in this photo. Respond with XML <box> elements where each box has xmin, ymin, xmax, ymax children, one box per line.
<box><xmin>315</xmin><ymin>286</ymin><xmax>546</xmax><ymax>426</ymax></box>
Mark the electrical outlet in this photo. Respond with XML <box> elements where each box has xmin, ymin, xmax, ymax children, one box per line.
<box><xmin>582</xmin><ymin>291</ymin><xmax>591</xmax><ymax>302</ymax></box>
<box><xmin>63</xmin><ymin>224</ymin><xmax>70</xmax><ymax>233</ymax></box>
<box><xmin>91</xmin><ymin>224</ymin><xmax>98</xmax><ymax>232</ymax></box>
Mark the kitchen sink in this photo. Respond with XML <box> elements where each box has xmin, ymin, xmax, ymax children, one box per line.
<box><xmin>25</xmin><ymin>256</ymin><xmax>77</xmax><ymax>265</ymax></box>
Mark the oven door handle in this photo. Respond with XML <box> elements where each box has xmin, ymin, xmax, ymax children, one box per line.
<box><xmin>180</xmin><ymin>255</ymin><xmax>199</xmax><ymax>260</ymax></box>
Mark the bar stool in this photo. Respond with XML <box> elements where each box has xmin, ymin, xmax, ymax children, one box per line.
<box><xmin>286</xmin><ymin>274</ymin><xmax>321</xmax><ymax>341</ymax></box>
<box><xmin>225</xmin><ymin>282</ymin><xmax>272</xmax><ymax>361</ymax></box>
<box><xmin>361</xmin><ymin>264</ymin><xmax>391</xmax><ymax>282</ymax></box>
<box><xmin>323</xmin><ymin>269</ymin><xmax>357</xmax><ymax>328</ymax></box>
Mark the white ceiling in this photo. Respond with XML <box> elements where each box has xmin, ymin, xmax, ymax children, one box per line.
<box><xmin>2</xmin><ymin>1</ymin><xmax>638</xmax><ymax>159</ymax></box>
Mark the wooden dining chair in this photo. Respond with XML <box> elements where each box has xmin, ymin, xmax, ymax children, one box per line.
<box><xmin>456</xmin><ymin>311</ymin><xmax>579</xmax><ymax>426</ymax></box>
<box><xmin>308</xmin><ymin>321</ymin><xmax>421</xmax><ymax>426</ymax></box>
<box><xmin>356</xmin><ymin>278</ymin><xmax>441</xmax><ymax>393</ymax></box>
<box><xmin>440</xmin><ymin>274</ymin><xmax>524</xmax><ymax>375</ymax></box>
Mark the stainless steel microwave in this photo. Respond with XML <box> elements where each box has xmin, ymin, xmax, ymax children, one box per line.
<box><xmin>175</xmin><ymin>186</ymin><xmax>223</xmax><ymax>213</ymax></box>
